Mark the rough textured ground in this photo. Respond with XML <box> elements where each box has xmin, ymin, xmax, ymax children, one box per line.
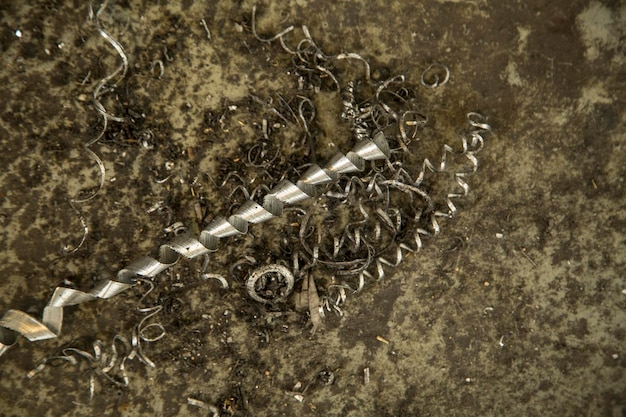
<box><xmin>0</xmin><ymin>1</ymin><xmax>625</xmax><ymax>416</ymax></box>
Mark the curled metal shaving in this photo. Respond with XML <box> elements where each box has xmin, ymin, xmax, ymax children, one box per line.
<box><xmin>187</xmin><ymin>397</ymin><xmax>220</xmax><ymax>417</ymax></box>
<box><xmin>246</xmin><ymin>264</ymin><xmax>295</xmax><ymax>304</ymax></box>
<box><xmin>252</xmin><ymin>5</ymin><xmax>294</xmax><ymax>44</ymax></box>
<box><xmin>62</xmin><ymin>199</ymin><xmax>89</xmax><ymax>254</ymax></box>
<box><xmin>334</xmin><ymin>53</ymin><xmax>372</xmax><ymax>84</ymax></box>
<box><xmin>74</xmin><ymin>1</ymin><xmax>129</xmax><ymax>203</ymax></box>
<box><xmin>420</xmin><ymin>63</ymin><xmax>450</xmax><ymax>88</ymax></box>
<box><xmin>0</xmin><ymin>131</ymin><xmax>391</xmax><ymax>358</ymax></box>
<box><xmin>88</xmin><ymin>1</ymin><xmax>129</xmax><ymax>132</ymax></box>
<box><xmin>27</xmin><ymin>337</ymin><xmax>132</xmax><ymax>399</ymax></box>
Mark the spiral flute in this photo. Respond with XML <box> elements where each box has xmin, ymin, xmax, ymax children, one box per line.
<box><xmin>0</xmin><ymin>132</ymin><xmax>391</xmax><ymax>358</ymax></box>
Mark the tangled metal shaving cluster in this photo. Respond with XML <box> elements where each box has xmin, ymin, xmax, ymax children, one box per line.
<box><xmin>0</xmin><ymin>4</ymin><xmax>491</xmax><ymax>363</ymax></box>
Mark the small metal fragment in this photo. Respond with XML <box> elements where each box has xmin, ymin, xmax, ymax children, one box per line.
<box><xmin>318</xmin><ymin>368</ymin><xmax>335</xmax><ymax>386</ymax></box>
<box><xmin>151</xmin><ymin>59</ymin><xmax>164</xmax><ymax>79</ymax></box>
<box><xmin>201</xmin><ymin>273</ymin><xmax>229</xmax><ymax>289</ymax></box>
<box><xmin>187</xmin><ymin>397</ymin><xmax>219</xmax><ymax>416</ymax></box>
<box><xmin>200</xmin><ymin>19</ymin><xmax>211</xmax><ymax>40</ymax></box>
<box><xmin>420</xmin><ymin>63</ymin><xmax>450</xmax><ymax>88</ymax></box>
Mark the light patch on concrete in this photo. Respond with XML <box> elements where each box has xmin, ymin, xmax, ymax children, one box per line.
<box><xmin>577</xmin><ymin>83</ymin><xmax>613</xmax><ymax>112</ymax></box>
<box><xmin>576</xmin><ymin>1</ymin><xmax>625</xmax><ymax>61</ymax></box>
<box><xmin>516</xmin><ymin>26</ymin><xmax>531</xmax><ymax>54</ymax></box>
<box><xmin>504</xmin><ymin>60</ymin><xmax>523</xmax><ymax>87</ymax></box>
<box><xmin>548</xmin><ymin>107</ymin><xmax>572</xmax><ymax>128</ymax></box>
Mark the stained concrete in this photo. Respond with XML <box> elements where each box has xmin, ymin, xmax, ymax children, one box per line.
<box><xmin>0</xmin><ymin>1</ymin><xmax>625</xmax><ymax>416</ymax></box>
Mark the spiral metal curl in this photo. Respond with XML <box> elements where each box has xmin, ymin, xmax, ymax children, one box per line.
<box><xmin>0</xmin><ymin>132</ymin><xmax>391</xmax><ymax>358</ymax></box>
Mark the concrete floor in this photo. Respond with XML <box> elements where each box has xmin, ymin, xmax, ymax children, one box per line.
<box><xmin>0</xmin><ymin>1</ymin><xmax>625</xmax><ymax>416</ymax></box>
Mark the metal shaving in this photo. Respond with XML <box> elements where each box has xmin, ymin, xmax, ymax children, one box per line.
<box><xmin>187</xmin><ymin>397</ymin><xmax>219</xmax><ymax>416</ymax></box>
<box><xmin>74</xmin><ymin>0</ymin><xmax>129</xmax><ymax>203</ymax></box>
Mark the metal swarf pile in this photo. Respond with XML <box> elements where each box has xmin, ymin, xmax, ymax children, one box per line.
<box><xmin>0</xmin><ymin>5</ymin><xmax>491</xmax><ymax>389</ymax></box>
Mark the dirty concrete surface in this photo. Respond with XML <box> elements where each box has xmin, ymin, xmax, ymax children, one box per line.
<box><xmin>0</xmin><ymin>0</ymin><xmax>625</xmax><ymax>416</ymax></box>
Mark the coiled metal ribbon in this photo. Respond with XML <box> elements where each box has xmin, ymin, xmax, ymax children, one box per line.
<box><xmin>0</xmin><ymin>132</ymin><xmax>391</xmax><ymax>358</ymax></box>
